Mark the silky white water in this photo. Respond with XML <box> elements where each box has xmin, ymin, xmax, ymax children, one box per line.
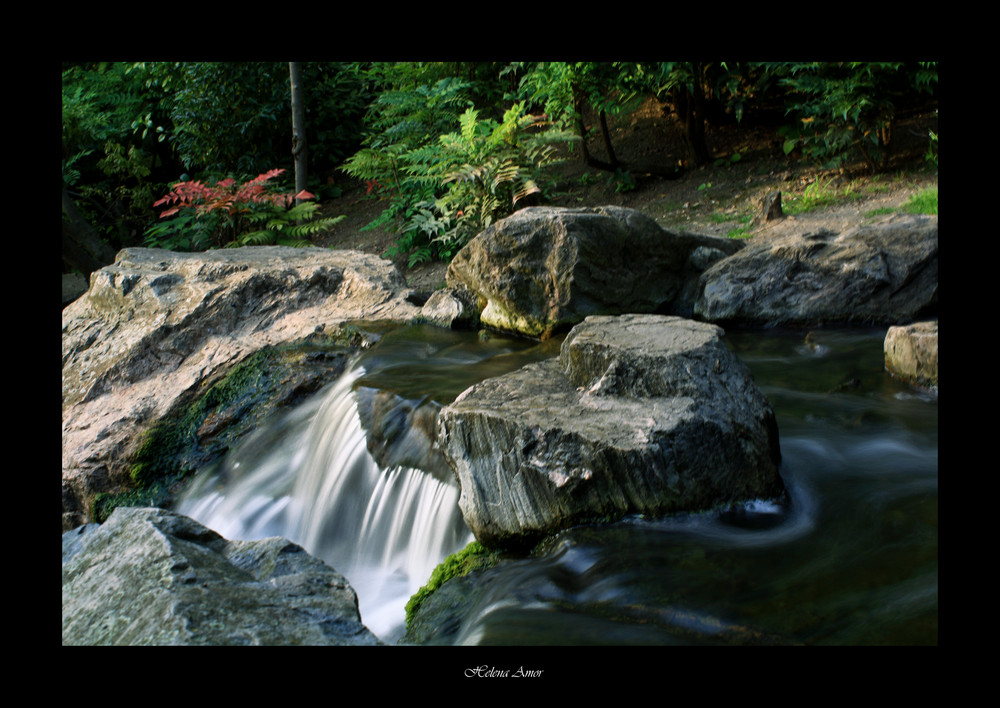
<box><xmin>177</xmin><ymin>364</ymin><xmax>472</xmax><ymax>643</ymax></box>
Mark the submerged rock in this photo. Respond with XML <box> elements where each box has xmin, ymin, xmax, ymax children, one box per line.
<box><xmin>62</xmin><ymin>247</ymin><xmax>421</xmax><ymax>529</ymax></box>
<box><xmin>62</xmin><ymin>507</ymin><xmax>381</xmax><ymax>646</ymax></box>
<box><xmin>445</xmin><ymin>205</ymin><xmax>743</xmax><ymax>338</ymax></box>
<box><xmin>437</xmin><ymin>314</ymin><xmax>784</xmax><ymax>550</ymax></box>
<box><xmin>695</xmin><ymin>214</ymin><xmax>938</xmax><ymax>326</ymax></box>
<box><xmin>884</xmin><ymin>320</ymin><xmax>938</xmax><ymax>392</ymax></box>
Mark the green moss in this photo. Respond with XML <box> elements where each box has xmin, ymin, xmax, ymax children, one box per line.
<box><xmin>405</xmin><ymin>541</ymin><xmax>499</xmax><ymax>627</ymax></box>
<box><xmin>127</xmin><ymin>348</ymin><xmax>273</xmax><ymax>486</ymax></box>
<box><xmin>92</xmin><ymin>483</ymin><xmax>178</xmax><ymax>523</ymax></box>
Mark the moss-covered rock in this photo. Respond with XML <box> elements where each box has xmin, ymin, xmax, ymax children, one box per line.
<box><xmin>404</xmin><ymin>540</ymin><xmax>499</xmax><ymax>636</ymax></box>
<box><xmin>95</xmin><ymin>336</ymin><xmax>360</xmax><ymax>522</ymax></box>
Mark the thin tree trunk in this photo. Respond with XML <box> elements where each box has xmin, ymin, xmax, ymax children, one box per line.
<box><xmin>598</xmin><ymin>110</ymin><xmax>619</xmax><ymax>168</ymax></box>
<box><xmin>572</xmin><ymin>84</ymin><xmax>617</xmax><ymax>171</ymax></box>
<box><xmin>671</xmin><ymin>63</ymin><xmax>711</xmax><ymax>166</ymax></box>
<box><xmin>572</xmin><ymin>85</ymin><xmax>592</xmax><ymax>165</ymax></box>
<box><xmin>289</xmin><ymin>62</ymin><xmax>308</xmax><ymax>203</ymax></box>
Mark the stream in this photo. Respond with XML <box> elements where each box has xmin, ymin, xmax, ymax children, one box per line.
<box><xmin>176</xmin><ymin>323</ymin><xmax>937</xmax><ymax>645</ymax></box>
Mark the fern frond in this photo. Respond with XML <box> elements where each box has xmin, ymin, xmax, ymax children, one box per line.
<box><xmin>275</xmin><ymin>237</ymin><xmax>315</xmax><ymax>248</ymax></box>
<box><xmin>235</xmin><ymin>230</ymin><xmax>277</xmax><ymax>247</ymax></box>
<box><xmin>513</xmin><ymin>179</ymin><xmax>541</xmax><ymax>205</ymax></box>
<box><xmin>459</xmin><ymin>108</ymin><xmax>480</xmax><ymax>143</ymax></box>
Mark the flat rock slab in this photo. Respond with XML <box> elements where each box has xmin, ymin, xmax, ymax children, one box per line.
<box><xmin>695</xmin><ymin>214</ymin><xmax>938</xmax><ymax>326</ymax></box>
<box><xmin>437</xmin><ymin>314</ymin><xmax>784</xmax><ymax>550</ymax></box>
<box><xmin>62</xmin><ymin>507</ymin><xmax>381</xmax><ymax>645</ymax></box>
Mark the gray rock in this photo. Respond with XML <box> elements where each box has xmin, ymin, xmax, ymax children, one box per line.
<box><xmin>695</xmin><ymin>214</ymin><xmax>938</xmax><ymax>326</ymax></box>
<box><xmin>884</xmin><ymin>320</ymin><xmax>938</xmax><ymax>392</ymax></box>
<box><xmin>445</xmin><ymin>206</ymin><xmax>743</xmax><ymax>338</ymax></box>
<box><xmin>62</xmin><ymin>507</ymin><xmax>381</xmax><ymax>645</ymax></box>
<box><xmin>62</xmin><ymin>246</ymin><xmax>422</xmax><ymax>529</ymax></box>
<box><xmin>418</xmin><ymin>287</ymin><xmax>480</xmax><ymax>329</ymax></box>
<box><xmin>355</xmin><ymin>387</ymin><xmax>454</xmax><ymax>485</ymax></box>
<box><xmin>437</xmin><ymin>314</ymin><xmax>784</xmax><ymax>550</ymax></box>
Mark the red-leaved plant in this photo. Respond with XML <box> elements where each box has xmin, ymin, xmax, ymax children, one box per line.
<box><xmin>148</xmin><ymin>168</ymin><xmax>340</xmax><ymax>250</ymax></box>
<box><xmin>153</xmin><ymin>168</ymin><xmax>313</xmax><ymax>218</ymax></box>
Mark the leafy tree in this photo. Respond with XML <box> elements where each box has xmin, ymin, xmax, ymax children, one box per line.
<box><xmin>161</xmin><ymin>62</ymin><xmax>291</xmax><ymax>176</ymax></box>
<box><xmin>62</xmin><ymin>62</ymin><xmax>181</xmax><ymax>266</ymax></box>
<box><xmin>767</xmin><ymin>62</ymin><xmax>937</xmax><ymax>172</ymax></box>
<box><xmin>340</xmin><ymin>66</ymin><xmax>476</xmax><ymax>239</ymax></box>
<box><xmin>634</xmin><ymin>62</ymin><xmax>730</xmax><ymax>167</ymax></box>
<box><xmin>516</xmin><ymin>62</ymin><xmax>642</xmax><ymax>170</ymax></box>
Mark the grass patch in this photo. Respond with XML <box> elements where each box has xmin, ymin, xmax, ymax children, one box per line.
<box><xmin>902</xmin><ymin>187</ymin><xmax>938</xmax><ymax>215</ymax></box>
<box><xmin>783</xmin><ymin>177</ymin><xmax>848</xmax><ymax>215</ymax></box>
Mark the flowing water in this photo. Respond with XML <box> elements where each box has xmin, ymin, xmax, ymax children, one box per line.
<box><xmin>177</xmin><ymin>323</ymin><xmax>937</xmax><ymax>645</ymax></box>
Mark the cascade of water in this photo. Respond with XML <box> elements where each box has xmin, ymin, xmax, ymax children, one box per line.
<box><xmin>177</xmin><ymin>364</ymin><xmax>472</xmax><ymax>642</ymax></box>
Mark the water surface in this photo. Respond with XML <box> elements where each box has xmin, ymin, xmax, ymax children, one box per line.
<box><xmin>179</xmin><ymin>324</ymin><xmax>937</xmax><ymax>645</ymax></box>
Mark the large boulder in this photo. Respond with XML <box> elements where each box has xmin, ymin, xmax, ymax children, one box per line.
<box><xmin>884</xmin><ymin>320</ymin><xmax>938</xmax><ymax>392</ymax></box>
<box><xmin>62</xmin><ymin>246</ymin><xmax>422</xmax><ymax>529</ymax></box>
<box><xmin>62</xmin><ymin>506</ymin><xmax>381</xmax><ymax>645</ymax></box>
<box><xmin>445</xmin><ymin>205</ymin><xmax>744</xmax><ymax>338</ymax></box>
<box><xmin>437</xmin><ymin>314</ymin><xmax>784</xmax><ymax>550</ymax></box>
<box><xmin>694</xmin><ymin>214</ymin><xmax>938</xmax><ymax>326</ymax></box>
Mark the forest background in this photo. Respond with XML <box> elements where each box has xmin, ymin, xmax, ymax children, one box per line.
<box><xmin>61</xmin><ymin>61</ymin><xmax>939</xmax><ymax>285</ymax></box>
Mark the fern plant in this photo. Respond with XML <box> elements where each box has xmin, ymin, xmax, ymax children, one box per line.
<box><xmin>145</xmin><ymin>168</ymin><xmax>343</xmax><ymax>250</ymax></box>
<box><xmin>419</xmin><ymin>102</ymin><xmax>574</xmax><ymax>256</ymax></box>
<box><xmin>236</xmin><ymin>200</ymin><xmax>344</xmax><ymax>248</ymax></box>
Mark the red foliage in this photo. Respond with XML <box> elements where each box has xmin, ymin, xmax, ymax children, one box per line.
<box><xmin>153</xmin><ymin>168</ymin><xmax>314</xmax><ymax>219</ymax></box>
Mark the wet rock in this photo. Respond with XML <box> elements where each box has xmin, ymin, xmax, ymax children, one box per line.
<box><xmin>695</xmin><ymin>214</ymin><xmax>938</xmax><ymax>326</ymax></box>
<box><xmin>418</xmin><ymin>287</ymin><xmax>480</xmax><ymax>329</ymax></box>
<box><xmin>884</xmin><ymin>320</ymin><xmax>938</xmax><ymax>392</ymax></box>
<box><xmin>62</xmin><ymin>247</ymin><xmax>421</xmax><ymax>529</ymax></box>
<box><xmin>437</xmin><ymin>314</ymin><xmax>784</xmax><ymax>550</ymax></box>
<box><xmin>445</xmin><ymin>206</ymin><xmax>743</xmax><ymax>338</ymax></box>
<box><xmin>355</xmin><ymin>388</ymin><xmax>454</xmax><ymax>484</ymax></box>
<box><xmin>62</xmin><ymin>507</ymin><xmax>380</xmax><ymax>645</ymax></box>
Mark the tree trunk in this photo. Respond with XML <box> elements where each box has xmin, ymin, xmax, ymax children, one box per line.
<box><xmin>62</xmin><ymin>190</ymin><xmax>116</xmax><ymax>276</ymax></box>
<box><xmin>598</xmin><ymin>110</ymin><xmax>619</xmax><ymax>168</ymax></box>
<box><xmin>671</xmin><ymin>63</ymin><xmax>711</xmax><ymax>166</ymax></box>
<box><xmin>289</xmin><ymin>62</ymin><xmax>308</xmax><ymax>202</ymax></box>
<box><xmin>572</xmin><ymin>85</ymin><xmax>592</xmax><ymax>165</ymax></box>
<box><xmin>572</xmin><ymin>84</ymin><xmax>617</xmax><ymax>172</ymax></box>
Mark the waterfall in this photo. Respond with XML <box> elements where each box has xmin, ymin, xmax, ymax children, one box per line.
<box><xmin>177</xmin><ymin>364</ymin><xmax>472</xmax><ymax>643</ymax></box>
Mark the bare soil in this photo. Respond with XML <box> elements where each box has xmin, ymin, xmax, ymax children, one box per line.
<box><xmin>315</xmin><ymin>100</ymin><xmax>938</xmax><ymax>295</ymax></box>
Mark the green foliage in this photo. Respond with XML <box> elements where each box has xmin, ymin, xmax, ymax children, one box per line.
<box><xmin>610</xmin><ymin>168</ymin><xmax>636</xmax><ymax>193</ymax></box>
<box><xmin>405</xmin><ymin>540</ymin><xmax>499</xmax><ymax>627</ymax></box>
<box><xmin>145</xmin><ymin>169</ymin><xmax>343</xmax><ymax>250</ymax></box>
<box><xmin>925</xmin><ymin>129</ymin><xmax>938</xmax><ymax>168</ymax></box>
<box><xmin>163</xmin><ymin>62</ymin><xmax>291</xmax><ymax>175</ymax></box>
<box><xmin>425</xmin><ymin>103</ymin><xmax>574</xmax><ymax>253</ymax></box>
<box><xmin>62</xmin><ymin>62</ymin><xmax>179</xmax><ymax>247</ymax></box>
<box><xmin>769</xmin><ymin>62</ymin><xmax>937</xmax><ymax>173</ymax></box>
<box><xmin>344</xmin><ymin>68</ymin><xmax>575</xmax><ymax>262</ymax></box>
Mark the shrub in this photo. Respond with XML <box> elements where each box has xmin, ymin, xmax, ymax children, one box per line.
<box><xmin>772</xmin><ymin>62</ymin><xmax>937</xmax><ymax>173</ymax></box>
<box><xmin>145</xmin><ymin>168</ymin><xmax>343</xmax><ymax>250</ymax></box>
